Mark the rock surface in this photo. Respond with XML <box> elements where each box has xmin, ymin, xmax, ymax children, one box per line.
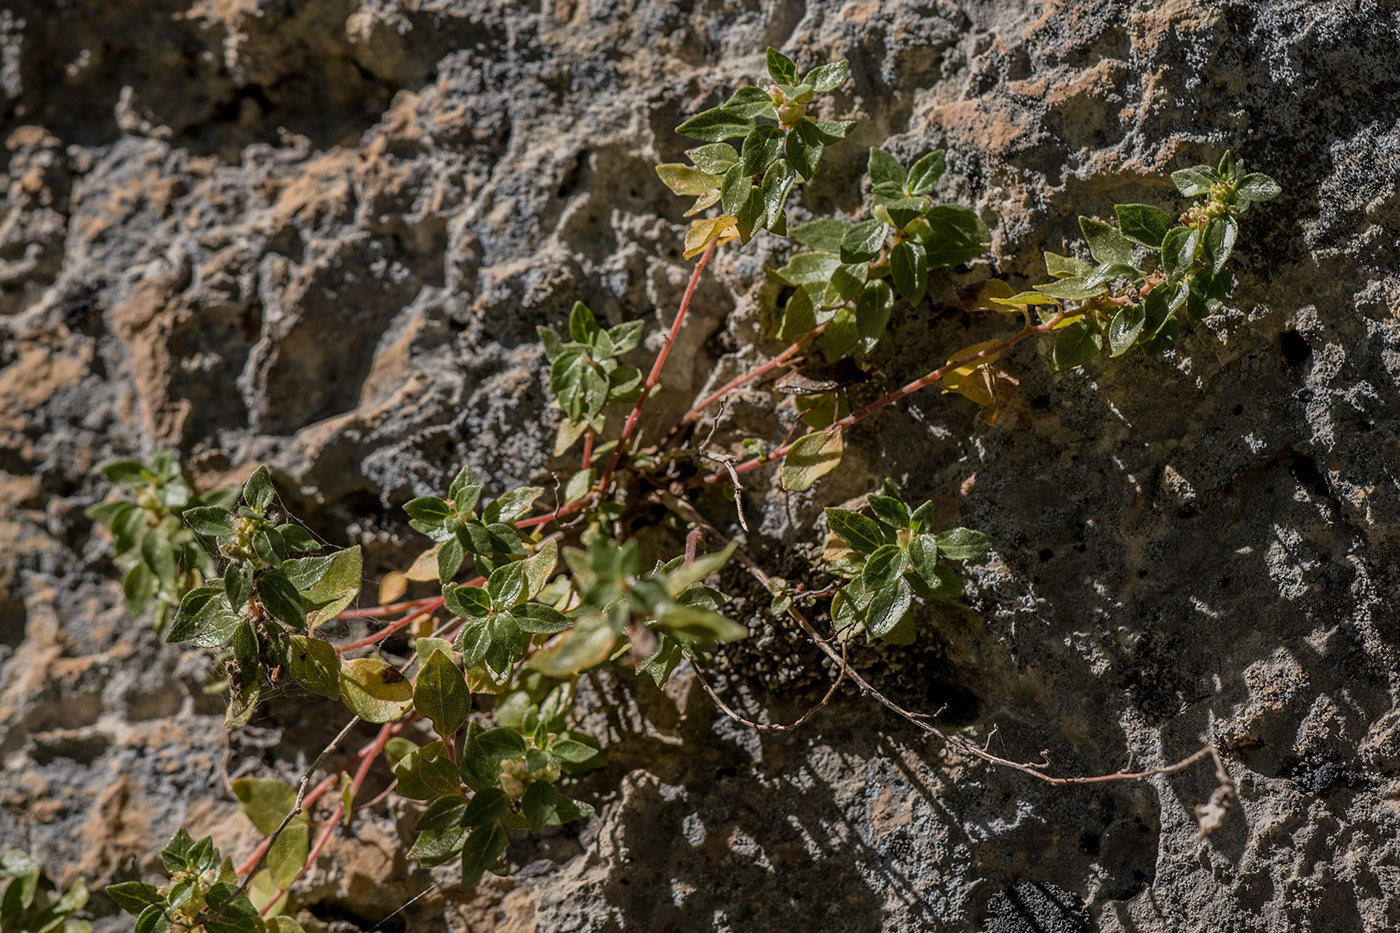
<box><xmin>2</xmin><ymin>1</ymin><xmax>1399</xmax><ymax>930</ymax></box>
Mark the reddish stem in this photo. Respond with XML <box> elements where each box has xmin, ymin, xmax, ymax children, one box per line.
<box><xmin>597</xmin><ymin>240</ymin><xmax>717</xmax><ymax>493</ymax></box>
<box><xmin>657</xmin><ymin>325</ymin><xmax>824</xmax><ymax>450</ymax></box>
<box><xmin>234</xmin><ymin>761</ymin><xmax>361</xmax><ymax>878</ymax></box>
<box><xmin>334</xmin><ymin>598</ymin><xmax>438</xmax><ymax>621</ymax></box>
<box><xmin>580</xmin><ymin>429</ymin><xmax>595</xmax><ymax>470</ymax></box>
<box><xmin>713</xmin><ymin>312</ymin><xmax>1067</xmax><ymax>482</ymax></box>
<box><xmin>258</xmin><ymin>721</ymin><xmax>399</xmax><ymax>917</ymax></box>
<box><xmin>334</xmin><ymin>599</ymin><xmax>444</xmax><ymax>654</ymax></box>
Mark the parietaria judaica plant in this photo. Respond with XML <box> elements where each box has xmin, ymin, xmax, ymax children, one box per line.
<box><xmin>80</xmin><ymin>48</ymin><xmax>1277</xmax><ymax>930</ymax></box>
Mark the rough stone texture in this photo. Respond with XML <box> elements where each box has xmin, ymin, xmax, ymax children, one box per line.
<box><xmin>2</xmin><ymin>1</ymin><xmax>1398</xmax><ymax>930</ymax></box>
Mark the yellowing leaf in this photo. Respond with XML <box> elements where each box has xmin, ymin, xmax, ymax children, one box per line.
<box><xmin>964</xmin><ymin>278</ymin><xmax>1020</xmax><ymax>313</ymax></box>
<box><xmin>656</xmin><ymin>163</ymin><xmax>719</xmax><ymax>197</ymax></box>
<box><xmin>378</xmin><ymin>571</ymin><xmax>408</xmax><ymax>605</ymax></box>
<box><xmin>684</xmin><ymin>215</ymin><xmax>738</xmax><ymax>259</ymax></box>
<box><xmin>405</xmin><ymin>545</ymin><xmax>441</xmax><ymax>582</ymax></box>
<box><xmin>248</xmin><ymin>870</ymin><xmax>288</xmax><ymax>918</ymax></box>
<box><xmin>522</xmin><ymin>539</ymin><xmax>558</xmax><ymax>603</ymax></box>
<box><xmin>340</xmin><ymin>657</ymin><xmax>414</xmax><ymax>723</ymax></box>
<box><xmin>938</xmin><ymin>340</ymin><xmax>1006</xmax><ymax>407</ymax></box>
<box><xmin>781</xmin><ymin>429</ymin><xmax>844</xmax><ymax>492</ymax></box>
<box><xmin>267</xmin><ymin>821</ymin><xmax>308</xmax><ymax>888</ymax></box>
<box><xmin>528</xmin><ymin>618</ymin><xmax>617</xmax><ymax>678</ymax></box>
<box><xmin>303</xmin><ymin>546</ymin><xmax>363</xmax><ymax>632</ymax></box>
<box><xmin>232</xmin><ymin>777</ymin><xmax>298</xmax><ymax>835</ymax></box>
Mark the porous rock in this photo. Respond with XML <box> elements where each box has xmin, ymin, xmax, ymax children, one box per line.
<box><xmin>1</xmin><ymin>1</ymin><xmax>1398</xmax><ymax>930</ymax></box>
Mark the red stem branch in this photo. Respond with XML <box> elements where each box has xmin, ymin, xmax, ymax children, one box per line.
<box><xmin>597</xmin><ymin>240</ymin><xmax>717</xmax><ymax>493</ymax></box>
<box><xmin>713</xmin><ymin>311</ymin><xmax>1067</xmax><ymax>482</ymax></box>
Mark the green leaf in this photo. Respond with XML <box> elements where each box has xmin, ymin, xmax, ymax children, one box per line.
<box><xmin>780</xmin><ymin>429</ymin><xmax>844</xmax><ymax>492</ymax></box>
<box><xmin>267</xmin><ymin>820</ymin><xmax>308</xmax><ymax>888</ymax></box>
<box><xmin>522</xmin><ymin>781</ymin><xmax>558</xmax><ymax>832</ymax></box>
<box><xmin>1079</xmin><ymin>216</ymin><xmax>1135</xmax><ymax>266</ymax></box>
<box><xmin>449</xmin><ymin>465</ymin><xmax>482</xmax><ymax>514</ymax></box>
<box><xmin>840</xmin><ymin>219</ymin><xmax>888</xmax><ymax>264</ymax></box>
<box><xmin>1160</xmin><ymin>226</ymin><xmax>1198</xmax><ymax>280</ymax></box>
<box><xmin>122</xmin><ymin>563</ymin><xmax>156</xmax><ymax>614</ymax></box>
<box><xmin>159</xmin><ymin>827</ymin><xmax>195</xmax><ymax>872</ymax></box>
<box><xmin>256</xmin><ymin>571</ymin><xmax>306</xmax><ymax>632</ymax></box>
<box><xmin>803</xmin><ymin>60</ymin><xmax>849</xmax><ymax>92</ymax></box>
<box><xmin>1044</xmin><ymin>251</ymin><xmax>1093</xmax><ymax>278</ymax></box>
<box><xmin>733</xmin><ymin>182</ymin><xmax>765</xmax><ymax>242</ymax></box>
<box><xmin>460</xmin><ymin>788</ymin><xmax>510</xmax><ymax>827</ymax></box>
<box><xmin>182</xmin><ymin>505</ymin><xmax>235</xmax><ymax>536</ymax></box>
<box><xmin>1108</xmin><ymin>303</ymin><xmax>1147</xmax><ymax>357</ymax></box>
<box><xmin>789</xmin><ymin>218</ymin><xmax>849</xmax><ymax>252</ymax></box>
<box><xmin>550</xmin><ymin>738</ymin><xmax>599</xmax><ymax>764</ymax></box>
<box><xmin>475</xmin><ymin>727</ymin><xmax>527</xmax><ymax>760</ymax></box>
<box><xmin>231</xmin><ymin>777</ymin><xmax>298</xmax><ymax>836</ymax></box>
<box><xmin>922</xmin><ymin>205</ymin><xmax>989</xmax><ymax>267</ymax></box>
<box><xmin>340</xmin><ymin>658</ymin><xmax>414</xmax><ymax>723</ymax></box>
<box><xmin>822</xmin><ymin>262</ymin><xmax>868</xmax><ymax>308</ymax></box>
<box><xmin>484</xmin><ymin>486</ymin><xmax>543</xmax><ymax>525</ymax></box>
<box><xmin>405</xmin><ymin>496</ymin><xmax>454</xmax><ymax>537</ymax></box>
<box><xmin>866</xmin><ymin>578</ymin><xmax>913</xmax><ymax>638</ymax></box>
<box><xmin>825</xmin><ymin>508</ymin><xmax>890</xmax><ymax>554</ymax></box>
<box><xmin>606</xmin><ymin>320</ymin><xmax>645</xmax><ymax>356</ymax></box>
<box><xmin>771</xmin><ymin>251</ymin><xmax>841</xmax><ymax>286</ymax></box>
<box><xmin>868</xmin><ymin>495</ymin><xmax>910</xmax><ymax>529</ymax></box>
<box><xmin>890</xmin><ymin>240</ymin><xmax>928</xmax><ymax>306</ymax></box>
<box><xmin>784</xmin><ymin>121</ymin><xmax>826</xmax><ymax>181</ymax></box>
<box><xmin>438</xmin><ymin>535</ymin><xmax>465</xmax><ymax>584</ymax></box>
<box><xmin>460</xmin><ymin>822</ymin><xmax>508</xmax><ymax>887</ymax></box>
<box><xmin>740</xmin><ymin>125</ymin><xmax>784</xmax><ymax>177</ymax></box>
<box><xmin>105</xmin><ymin>882</ymin><xmax>164</xmax><ymax>916</ymax></box>
<box><xmin>1115</xmin><ymin>204</ymin><xmax>1173</xmax><ymax>249</ymax></box>
<box><xmin>907</xmin><ymin>535</ymin><xmax>939</xmax><ymax>587</ymax></box>
<box><xmin>809</xmin><ymin>119</ymin><xmax>856</xmax><ymax>143</ymax></box>
<box><xmin>301</xmin><ymin>546</ymin><xmax>362</xmax><ymax>631</ymax></box>
<box><xmin>167</xmin><ymin>586</ymin><xmax>239</xmax><ymax>647</ymax></box>
<box><xmin>685</xmin><ymin>143</ymin><xmax>740</xmax><ymax>175</ymax></box>
<box><xmin>253</xmin><ymin>527</ymin><xmax>286</xmax><ymax>568</ymax></box>
<box><xmin>862</xmin><ymin>544</ymin><xmax>907</xmax><ymax>590</ymax></box>
<box><xmin>1236</xmin><ymin>172</ymin><xmax>1281</xmax><ymax>202</ymax></box>
<box><xmin>1033</xmin><ymin>276</ymin><xmax>1105</xmax><ymax>301</ymax></box>
<box><xmin>445</xmin><ymin>584</ymin><xmax>492</xmax><ymax>620</ymax></box>
<box><xmin>722</xmin><ymin>85</ymin><xmax>778</xmax><ymax>120</ymax></box>
<box><xmin>394</xmin><ymin>744</ymin><xmax>460</xmax><ymax>799</ymax></box>
<box><xmin>243</xmin><ymin>466</ymin><xmax>274</xmax><ymax>512</ymax></box>
<box><xmin>856</xmin><ymin>279</ymin><xmax>894</xmax><ymax>350</ymax></box>
<box><xmin>758</xmin><ymin>158</ymin><xmax>798</xmax><ymax>231</ymax></box>
<box><xmin>906</xmin><ymin>150</ymin><xmax>945</xmax><ymax>196</ymax></box>
<box><xmin>515</xmin><ymin>603</ymin><xmax>571</xmax><ymax>634</ymax></box>
<box><xmin>1172</xmin><ymin>165</ymin><xmax>1216</xmax><ymax>197</ymax></box>
<box><xmin>487</xmin><ymin>561</ymin><xmax>526</xmax><ymax>609</ymax></box>
<box><xmin>568</xmin><ymin>301</ymin><xmax>597</xmax><ymax>343</ymax></box>
<box><xmin>415</xmin><ymin>649</ymin><xmax>471</xmax><ymax>740</ymax></box>
<box><xmin>766</xmin><ymin>47</ymin><xmax>799</xmax><ymax>84</ymax></box>
<box><xmin>100</xmin><ymin>459</ymin><xmax>148</xmax><ymax>488</ymax></box>
<box><xmin>883</xmin><ymin>197</ymin><xmax>929</xmax><ymax>232</ymax></box>
<box><xmin>287</xmin><ymin>635</ymin><xmax>340</xmax><ymax>698</ymax></box>
<box><xmin>934</xmin><ymin>527</ymin><xmax>994</xmax><ymax>559</ymax></box>
<box><xmin>1202</xmin><ymin>216</ymin><xmax>1238</xmax><ymax>274</ymax></box>
<box><xmin>408</xmin><ymin>795</ymin><xmax>471</xmax><ymax>861</ymax></box>
<box><xmin>1084</xmin><ymin>261</ymin><xmax>1141</xmax><ymax>287</ymax></box>
<box><xmin>677</xmin><ymin>107</ymin><xmax>755</xmax><ymax>142</ymax></box>
<box><xmin>1052</xmin><ymin>318</ymin><xmax>1103</xmax><ymax>370</ymax></box>
<box><xmin>868</xmin><ymin>148</ymin><xmax>906</xmax><ymax>189</ymax></box>
<box><xmin>275</xmin><ymin>523</ymin><xmax>319</xmax><ymax>554</ymax></box>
